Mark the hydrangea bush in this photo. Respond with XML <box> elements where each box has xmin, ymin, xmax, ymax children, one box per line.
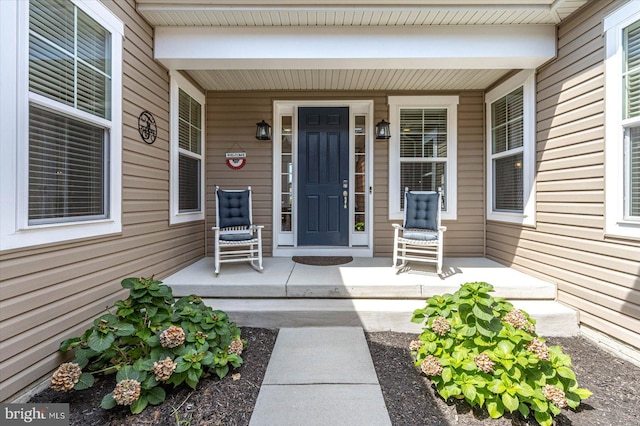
<box><xmin>50</xmin><ymin>277</ymin><xmax>244</xmax><ymax>414</ymax></box>
<box><xmin>410</xmin><ymin>282</ymin><xmax>591</xmax><ymax>426</ymax></box>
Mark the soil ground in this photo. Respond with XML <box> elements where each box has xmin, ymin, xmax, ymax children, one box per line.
<box><xmin>30</xmin><ymin>328</ymin><xmax>640</xmax><ymax>425</ymax></box>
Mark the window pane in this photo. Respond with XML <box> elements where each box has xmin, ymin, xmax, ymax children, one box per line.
<box><xmin>178</xmin><ymin>89</ymin><xmax>201</xmax><ymax>154</ymax></box>
<box><xmin>400</xmin><ymin>108</ymin><xmax>447</xmax><ymax>158</ymax></box>
<box><xmin>179</xmin><ymin>154</ymin><xmax>200</xmax><ymax>211</ymax></box>
<box><xmin>77</xmin><ymin>61</ymin><xmax>109</xmax><ymax>119</ymax></box>
<box><xmin>29</xmin><ymin>34</ymin><xmax>74</xmax><ymax>106</ymax></box>
<box><xmin>400</xmin><ymin>162</ymin><xmax>446</xmax><ymax>209</ymax></box>
<box><xmin>629</xmin><ymin>127</ymin><xmax>640</xmax><ymax>217</ymax></box>
<box><xmin>77</xmin><ymin>8</ymin><xmax>110</xmax><ymax>74</ymax></box>
<box><xmin>492</xmin><ymin>87</ymin><xmax>523</xmax><ymax>154</ymax></box>
<box><xmin>29</xmin><ymin>105</ymin><xmax>106</xmax><ymax>222</ymax></box>
<box><xmin>625</xmin><ymin>22</ymin><xmax>640</xmax><ymax>119</ymax></box>
<box><xmin>29</xmin><ymin>0</ymin><xmax>74</xmax><ymax>54</ymax></box>
<box><xmin>494</xmin><ymin>153</ymin><xmax>523</xmax><ymax>212</ymax></box>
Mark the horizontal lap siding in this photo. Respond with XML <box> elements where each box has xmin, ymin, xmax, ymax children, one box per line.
<box><xmin>487</xmin><ymin>0</ymin><xmax>640</xmax><ymax>350</ymax></box>
<box><xmin>0</xmin><ymin>0</ymin><xmax>205</xmax><ymax>401</ymax></box>
<box><xmin>206</xmin><ymin>91</ymin><xmax>484</xmax><ymax>258</ymax></box>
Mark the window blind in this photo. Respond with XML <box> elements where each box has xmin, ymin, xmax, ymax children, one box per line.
<box><xmin>629</xmin><ymin>127</ymin><xmax>640</xmax><ymax>217</ymax></box>
<box><xmin>179</xmin><ymin>154</ymin><xmax>200</xmax><ymax>211</ymax></box>
<box><xmin>29</xmin><ymin>106</ymin><xmax>106</xmax><ymax>222</ymax></box>
<box><xmin>494</xmin><ymin>153</ymin><xmax>523</xmax><ymax>212</ymax></box>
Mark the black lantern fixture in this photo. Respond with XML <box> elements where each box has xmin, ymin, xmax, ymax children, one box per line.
<box><xmin>375</xmin><ymin>119</ymin><xmax>391</xmax><ymax>139</ymax></box>
<box><xmin>255</xmin><ymin>120</ymin><xmax>272</xmax><ymax>140</ymax></box>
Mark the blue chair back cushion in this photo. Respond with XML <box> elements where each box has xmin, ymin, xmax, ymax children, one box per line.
<box><xmin>404</xmin><ymin>192</ymin><xmax>438</xmax><ymax>230</ymax></box>
<box><xmin>217</xmin><ymin>190</ymin><xmax>251</xmax><ymax>228</ymax></box>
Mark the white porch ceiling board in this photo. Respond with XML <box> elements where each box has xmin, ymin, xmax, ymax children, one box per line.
<box><xmin>137</xmin><ymin>2</ymin><xmax>589</xmax><ymax>26</ymax></box>
<box><xmin>138</xmin><ymin>9</ymin><xmax>561</xmax><ymax>26</ymax></box>
<box><xmin>186</xmin><ymin>69</ymin><xmax>511</xmax><ymax>91</ymax></box>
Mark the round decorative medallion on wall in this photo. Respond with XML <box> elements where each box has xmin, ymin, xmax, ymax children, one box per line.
<box><xmin>138</xmin><ymin>110</ymin><xmax>157</xmax><ymax>144</ymax></box>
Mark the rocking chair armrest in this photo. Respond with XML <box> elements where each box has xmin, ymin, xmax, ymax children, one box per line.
<box><xmin>439</xmin><ymin>226</ymin><xmax>447</xmax><ymax>232</ymax></box>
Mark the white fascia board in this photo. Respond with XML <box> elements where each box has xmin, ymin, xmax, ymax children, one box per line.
<box><xmin>154</xmin><ymin>25</ymin><xmax>555</xmax><ymax>70</ymax></box>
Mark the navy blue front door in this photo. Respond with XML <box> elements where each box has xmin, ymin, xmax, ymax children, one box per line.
<box><xmin>298</xmin><ymin>107</ymin><xmax>349</xmax><ymax>246</ymax></box>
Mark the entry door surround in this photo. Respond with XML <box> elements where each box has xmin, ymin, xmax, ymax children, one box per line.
<box><xmin>272</xmin><ymin>100</ymin><xmax>374</xmax><ymax>256</ymax></box>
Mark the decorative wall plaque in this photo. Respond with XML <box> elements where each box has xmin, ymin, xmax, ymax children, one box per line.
<box><xmin>138</xmin><ymin>110</ymin><xmax>157</xmax><ymax>144</ymax></box>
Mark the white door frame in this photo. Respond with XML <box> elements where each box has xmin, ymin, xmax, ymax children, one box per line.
<box><xmin>272</xmin><ymin>100</ymin><xmax>374</xmax><ymax>257</ymax></box>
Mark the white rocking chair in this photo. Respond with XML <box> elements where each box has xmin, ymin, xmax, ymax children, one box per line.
<box><xmin>392</xmin><ymin>189</ymin><xmax>446</xmax><ymax>274</ymax></box>
<box><xmin>212</xmin><ymin>186</ymin><xmax>263</xmax><ymax>275</ymax></box>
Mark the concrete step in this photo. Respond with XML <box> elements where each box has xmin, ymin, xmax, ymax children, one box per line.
<box><xmin>203</xmin><ymin>298</ymin><xmax>579</xmax><ymax>337</ymax></box>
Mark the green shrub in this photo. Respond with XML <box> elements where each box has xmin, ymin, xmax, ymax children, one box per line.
<box><xmin>50</xmin><ymin>277</ymin><xmax>244</xmax><ymax>414</ymax></box>
<box><xmin>410</xmin><ymin>282</ymin><xmax>591</xmax><ymax>426</ymax></box>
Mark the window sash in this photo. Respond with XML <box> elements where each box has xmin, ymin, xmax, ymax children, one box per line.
<box><xmin>398</xmin><ymin>107</ymin><xmax>448</xmax><ymax>210</ymax></box>
<box><xmin>490</xmin><ymin>86</ymin><xmax>525</xmax><ymax>214</ymax></box>
<box><xmin>27</xmin><ymin>0</ymin><xmax>112</xmax><ymax>225</ymax></box>
<box><xmin>176</xmin><ymin>86</ymin><xmax>203</xmax><ymax>214</ymax></box>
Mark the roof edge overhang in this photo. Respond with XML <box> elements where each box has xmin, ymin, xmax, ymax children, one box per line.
<box><xmin>155</xmin><ymin>24</ymin><xmax>556</xmax><ymax>71</ymax></box>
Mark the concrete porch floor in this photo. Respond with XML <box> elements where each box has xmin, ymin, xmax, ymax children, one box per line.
<box><xmin>163</xmin><ymin>257</ymin><xmax>579</xmax><ymax>336</ymax></box>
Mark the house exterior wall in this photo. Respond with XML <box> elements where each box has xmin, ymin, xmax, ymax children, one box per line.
<box><xmin>487</xmin><ymin>0</ymin><xmax>640</xmax><ymax>350</ymax></box>
<box><xmin>0</xmin><ymin>0</ymin><xmax>205</xmax><ymax>402</ymax></box>
<box><xmin>205</xmin><ymin>90</ymin><xmax>485</xmax><ymax>258</ymax></box>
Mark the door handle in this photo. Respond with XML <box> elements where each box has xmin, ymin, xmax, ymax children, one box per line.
<box><xmin>342</xmin><ymin>179</ymin><xmax>348</xmax><ymax>209</ymax></box>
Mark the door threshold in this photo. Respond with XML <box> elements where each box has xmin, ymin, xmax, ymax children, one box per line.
<box><xmin>273</xmin><ymin>246</ymin><xmax>373</xmax><ymax>257</ymax></box>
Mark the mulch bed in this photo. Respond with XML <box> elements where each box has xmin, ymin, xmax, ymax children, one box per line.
<box><xmin>29</xmin><ymin>328</ymin><xmax>640</xmax><ymax>425</ymax></box>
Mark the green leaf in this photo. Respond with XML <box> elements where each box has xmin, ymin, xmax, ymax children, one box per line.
<box><xmin>73</xmin><ymin>373</ymin><xmax>94</xmax><ymax>390</ymax></box>
<box><xmin>472</xmin><ymin>303</ymin><xmax>494</xmax><ymax>322</ymax></box>
<box><xmin>113</xmin><ymin>323</ymin><xmax>136</xmax><ymax>337</ymax></box>
<box><xmin>487</xmin><ymin>400</ymin><xmax>504</xmax><ymax>419</ymax></box>
<box><xmin>116</xmin><ymin>365</ymin><xmax>146</xmax><ymax>383</ymax></box>
<box><xmin>121</xmin><ymin>278</ymin><xmax>138</xmax><ymax>289</ymax></box>
<box><xmin>556</xmin><ymin>366</ymin><xmax>576</xmax><ymax>381</ymax></box>
<box><xmin>59</xmin><ymin>337</ymin><xmax>81</xmax><ymax>352</ymax></box>
<box><xmin>488</xmin><ymin>380</ymin><xmax>506</xmax><ymax>394</ymax></box>
<box><xmin>573</xmin><ymin>387</ymin><xmax>592</xmax><ymax>400</ymax></box>
<box><xmin>87</xmin><ymin>330</ymin><xmax>115</xmax><ymax>352</ymax></box>
<box><xmin>534</xmin><ymin>410</ymin><xmax>552</xmax><ymax>426</ymax></box>
<box><xmin>518</xmin><ymin>402</ymin><xmax>530</xmax><ymax>419</ymax></box>
<box><xmin>462</xmin><ymin>383</ymin><xmax>477</xmax><ymax>402</ymax></box>
<box><xmin>130</xmin><ymin>396</ymin><xmax>148</xmax><ymax>414</ymax></box>
<box><xmin>216</xmin><ymin>364</ymin><xmax>229</xmax><ymax>379</ymax></box>
<box><xmin>146</xmin><ymin>387</ymin><xmax>166</xmax><ymax>405</ymax></box>
<box><xmin>502</xmin><ymin>393</ymin><xmax>519</xmax><ymax>412</ymax></box>
<box><xmin>100</xmin><ymin>392</ymin><xmax>117</xmax><ymax>410</ymax></box>
<box><xmin>515</xmin><ymin>383</ymin><xmax>535</xmax><ymax>398</ymax></box>
<box><xmin>441</xmin><ymin>367</ymin><xmax>452</xmax><ymax>384</ymax></box>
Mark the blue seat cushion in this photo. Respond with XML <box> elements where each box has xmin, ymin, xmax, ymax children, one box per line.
<box><xmin>219</xmin><ymin>233</ymin><xmax>254</xmax><ymax>241</ymax></box>
<box><xmin>402</xmin><ymin>230</ymin><xmax>438</xmax><ymax>241</ymax></box>
<box><xmin>217</xmin><ymin>190</ymin><xmax>251</xmax><ymax>228</ymax></box>
<box><xmin>404</xmin><ymin>192</ymin><xmax>438</xmax><ymax>230</ymax></box>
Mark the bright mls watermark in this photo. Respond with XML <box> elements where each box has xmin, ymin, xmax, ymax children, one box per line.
<box><xmin>1</xmin><ymin>404</ymin><xmax>69</xmax><ymax>425</ymax></box>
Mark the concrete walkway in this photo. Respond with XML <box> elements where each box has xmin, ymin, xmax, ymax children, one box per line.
<box><xmin>249</xmin><ymin>327</ymin><xmax>391</xmax><ymax>426</ymax></box>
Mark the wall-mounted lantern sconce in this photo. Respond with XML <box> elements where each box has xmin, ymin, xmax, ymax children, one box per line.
<box><xmin>375</xmin><ymin>119</ymin><xmax>391</xmax><ymax>139</ymax></box>
<box><xmin>255</xmin><ymin>120</ymin><xmax>272</xmax><ymax>140</ymax></box>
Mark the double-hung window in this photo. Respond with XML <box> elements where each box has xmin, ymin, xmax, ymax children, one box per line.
<box><xmin>388</xmin><ymin>96</ymin><xmax>458</xmax><ymax>220</ymax></box>
<box><xmin>604</xmin><ymin>1</ymin><xmax>640</xmax><ymax>239</ymax></box>
<box><xmin>170</xmin><ymin>72</ymin><xmax>205</xmax><ymax>224</ymax></box>
<box><xmin>0</xmin><ymin>0</ymin><xmax>123</xmax><ymax>250</ymax></box>
<box><xmin>486</xmin><ymin>70</ymin><xmax>536</xmax><ymax>225</ymax></box>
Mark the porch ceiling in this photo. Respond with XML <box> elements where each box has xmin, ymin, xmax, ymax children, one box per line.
<box><xmin>138</xmin><ymin>0</ymin><xmax>589</xmax><ymax>91</ymax></box>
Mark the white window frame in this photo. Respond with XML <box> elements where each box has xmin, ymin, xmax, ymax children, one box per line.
<box><xmin>604</xmin><ymin>1</ymin><xmax>640</xmax><ymax>240</ymax></box>
<box><xmin>388</xmin><ymin>96</ymin><xmax>458</xmax><ymax>221</ymax></box>
<box><xmin>0</xmin><ymin>0</ymin><xmax>123</xmax><ymax>251</ymax></box>
<box><xmin>169</xmin><ymin>71</ymin><xmax>205</xmax><ymax>224</ymax></box>
<box><xmin>485</xmin><ymin>70</ymin><xmax>536</xmax><ymax>226</ymax></box>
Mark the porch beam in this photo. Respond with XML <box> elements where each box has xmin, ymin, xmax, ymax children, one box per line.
<box><xmin>154</xmin><ymin>25</ymin><xmax>556</xmax><ymax>70</ymax></box>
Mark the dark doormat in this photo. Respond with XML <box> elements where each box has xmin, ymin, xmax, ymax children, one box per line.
<box><xmin>292</xmin><ymin>256</ymin><xmax>353</xmax><ymax>266</ymax></box>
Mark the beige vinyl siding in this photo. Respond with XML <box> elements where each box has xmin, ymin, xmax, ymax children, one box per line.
<box><xmin>0</xmin><ymin>0</ymin><xmax>204</xmax><ymax>402</ymax></box>
<box><xmin>206</xmin><ymin>90</ymin><xmax>485</xmax><ymax>257</ymax></box>
<box><xmin>486</xmin><ymin>0</ymin><xmax>640</xmax><ymax>350</ymax></box>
